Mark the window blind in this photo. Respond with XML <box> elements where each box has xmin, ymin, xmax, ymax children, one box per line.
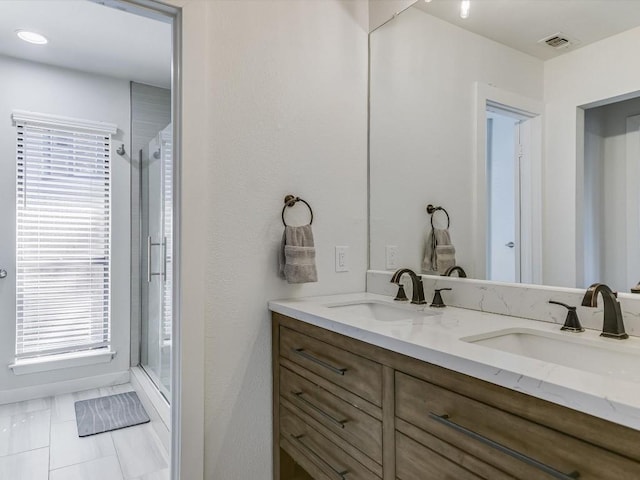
<box><xmin>13</xmin><ymin>112</ymin><xmax>116</xmax><ymax>359</ymax></box>
<box><xmin>161</xmin><ymin>127</ymin><xmax>173</xmax><ymax>345</ymax></box>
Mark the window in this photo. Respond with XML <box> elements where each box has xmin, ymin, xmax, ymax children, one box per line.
<box><xmin>12</xmin><ymin>111</ymin><xmax>117</xmax><ymax>359</ymax></box>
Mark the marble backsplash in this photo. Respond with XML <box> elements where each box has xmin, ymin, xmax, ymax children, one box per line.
<box><xmin>367</xmin><ymin>270</ymin><xmax>640</xmax><ymax>337</ymax></box>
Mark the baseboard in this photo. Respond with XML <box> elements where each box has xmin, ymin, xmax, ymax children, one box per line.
<box><xmin>0</xmin><ymin>370</ymin><xmax>130</xmax><ymax>404</ymax></box>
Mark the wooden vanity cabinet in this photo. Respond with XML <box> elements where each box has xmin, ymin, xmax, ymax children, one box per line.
<box><xmin>272</xmin><ymin>313</ymin><xmax>640</xmax><ymax>480</ymax></box>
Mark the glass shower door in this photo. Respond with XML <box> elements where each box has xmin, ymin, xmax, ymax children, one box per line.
<box><xmin>141</xmin><ymin>123</ymin><xmax>173</xmax><ymax>400</ymax></box>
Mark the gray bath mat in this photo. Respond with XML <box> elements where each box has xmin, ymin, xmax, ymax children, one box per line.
<box><xmin>75</xmin><ymin>391</ymin><xmax>150</xmax><ymax>437</ymax></box>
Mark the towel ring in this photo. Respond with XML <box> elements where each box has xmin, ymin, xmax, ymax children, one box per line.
<box><xmin>426</xmin><ymin>204</ymin><xmax>450</xmax><ymax>229</ymax></box>
<box><xmin>282</xmin><ymin>195</ymin><xmax>313</xmax><ymax>226</ymax></box>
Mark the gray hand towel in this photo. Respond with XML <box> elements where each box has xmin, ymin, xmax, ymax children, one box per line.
<box><xmin>435</xmin><ymin>244</ymin><xmax>456</xmax><ymax>274</ymax></box>
<box><xmin>422</xmin><ymin>228</ymin><xmax>456</xmax><ymax>274</ymax></box>
<box><xmin>279</xmin><ymin>224</ymin><xmax>318</xmax><ymax>284</ymax></box>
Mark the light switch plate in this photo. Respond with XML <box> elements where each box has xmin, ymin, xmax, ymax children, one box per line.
<box><xmin>335</xmin><ymin>246</ymin><xmax>349</xmax><ymax>272</ymax></box>
<box><xmin>386</xmin><ymin>245</ymin><xmax>398</xmax><ymax>269</ymax></box>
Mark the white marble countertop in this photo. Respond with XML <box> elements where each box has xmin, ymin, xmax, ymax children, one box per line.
<box><xmin>269</xmin><ymin>292</ymin><xmax>640</xmax><ymax>431</ymax></box>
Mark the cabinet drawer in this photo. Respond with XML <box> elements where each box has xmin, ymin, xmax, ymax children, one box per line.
<box><xmin>280</xmin><ymin>366</ymin><xmax>382</xmax><ymax>464</ymax></box>
<box><xmin>396</xmin><ymin>418</ymin><xmax>515</xmax><ymax>480</ymax></box>
<box><xmin>280</xmin><ymin>327</ymin><xmax>382</xmax><ymax>406</ymax></box>
<box><xmin>280</xmin><ymin>405</ymin><xmax>381</xmax><ymax>480</ymax></box>
<box><xmin>396</xmin><ymin>431</ymin><xmax>484</xmax><ymax>480</ymax></box>
<box><xmin>396</xmin><ymin>372</ymin><xmax>640</xmax><ymax>480</ymax></box>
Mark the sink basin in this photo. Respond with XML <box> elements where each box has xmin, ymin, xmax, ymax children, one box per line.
<box><xmin>327</xmin><ymin>301</ymin><xmax>440</xmax><ymax>322</ymax></box>
<box><xmin>462</xmin><ymin>328</ymin><xmax>640</xmax><ymax>382</ymax></box>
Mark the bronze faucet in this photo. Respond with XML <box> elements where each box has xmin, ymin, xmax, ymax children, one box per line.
<box><xmin>391</xmin><ymin>268</ymin><xmax>426</xmax><ymax>305</ymax></box>
<box><xmin>581</xmin><ymin>283</ymin><xmax>628</xmax><ymax>339</ymax></box>
<box><xmin>443</xmin><ymin>266</ymin><xmax>467</xmax><ymax>278</ymax></box>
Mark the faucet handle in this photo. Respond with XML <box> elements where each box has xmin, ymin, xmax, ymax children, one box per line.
<box><xmin>431</xmin><ymin>288</ymin><xmax>452</xmax><ymax>308</ymax></box>
<box><xmin>549</xmin><ymin>300</ymin><xmax>584</xmax><ymax>333</ymax></box>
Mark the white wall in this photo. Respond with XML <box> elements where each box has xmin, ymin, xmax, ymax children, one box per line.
<box><xmin>174</xmin><ymin>0</ymin><xmax>369</xmax><ymax>478</ymax></box>
<box><xmin>0</xmin><ymin>55</ymin><xmax>131</xmax><ymax>397</ymax></box>
<box><xmin>369</xmin><ymin>7</ymin><xmax>543</xmax><ymax>276</ymax></box>
<box><xmin>544</xmin><ymin>25</ymin><xmax>640</xmax><ymax>287</ymax></box>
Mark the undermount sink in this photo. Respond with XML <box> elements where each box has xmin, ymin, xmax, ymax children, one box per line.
<box><xmin>327</xmin><ymin>301</ymin><xmax>440</xmax><ymax>322</ymax></box>
<box><xmin>462</xmin><ymin>328</ymin><xmax>640</xmax><ymax>382</ymax></box>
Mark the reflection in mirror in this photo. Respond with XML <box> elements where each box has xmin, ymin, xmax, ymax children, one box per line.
<box><xmin>583</xmin><ymin>97</ymin><xmax>640</xmax><ymax>292</ymax></box>
<box><xmin>369</xmin><ymin>0</ymin><xmax>640</xmax><ymax>292</ymax></box>
<box><xmin>487</xmin><ymin>108</ymin><xmax>519</xmax><ymax>283</ymax></box>
<box><xmin>486</xmin><ymin>101</ymin><xmax>541</xmax><ymax>285</ymax></box>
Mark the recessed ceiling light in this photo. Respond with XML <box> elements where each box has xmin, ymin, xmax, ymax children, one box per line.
<box><xmin>16</xmin><ymin>30</ymin><xmax>48</xmax><ymax>45</ymax></box>
<box><xmin>460</xmin><ymin>0</ymin><xmax>471</xmax><ymax>19</ymax></box>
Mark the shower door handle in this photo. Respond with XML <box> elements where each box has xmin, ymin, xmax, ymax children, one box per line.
<box><xmin>0</xmin><ymin>269</ymin><xmax>7</xmax><ymax>279</ymax></box>
<box><xmin>147</xmin><ymin>236</ymin><xmax>164</xmax><ymax>282</ymax></box>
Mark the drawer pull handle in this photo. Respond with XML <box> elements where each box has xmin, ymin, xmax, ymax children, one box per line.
<box><xmin>291</xmin><ymin>433</ymin><xmax>349</xmax><ymax>479</ymax></box>
<box><xmin>293</xmin><ymin>348</ymin><xmax>347</xmax><ymax>375</ymax></box>
<box><xmin>292</xmin><ymin>391</ymin><xmax>347</xmax><ymax>429</ymax></box>
<box><xmin>429</xmin><ymin>413</ymin><xmax>580</xmax><ymax>480</ymax></box>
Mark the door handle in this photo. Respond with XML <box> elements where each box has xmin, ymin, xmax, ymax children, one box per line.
<box><xmin>292</xmin><ymin>348</ymin><xmax>347</xmax><ymax>375</ymax></box>
<box><xmin>147</xmin><ymin>236</ymin><xmax>164</xmax><ymax>282</ymax></box>
<box><xmin>505</xmin><ymin>242</ymin><xmax>515</xmax><ymax>248</ymax></box>
<box><xmin>0</xmin><ymin>269</ymin><xmax>7</xmax><ymax>279</ymax></box>
<box><xmin>162</xmin><ymin>237</ymin><xmax>167</xmax><ymax>283</ymax></box>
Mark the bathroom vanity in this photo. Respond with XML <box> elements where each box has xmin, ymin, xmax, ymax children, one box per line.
<box><xmin>270</xmin><ymin>292</ymin><xmax>640</xmax><ymax>480</ymax></box>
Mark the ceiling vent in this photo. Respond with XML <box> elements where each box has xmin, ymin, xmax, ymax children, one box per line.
<box><xmin>538</xmin><ymin>32</ymin><xmax>578</xmax><ymax>50</ymax></box>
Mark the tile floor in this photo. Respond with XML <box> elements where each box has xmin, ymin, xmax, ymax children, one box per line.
<box><xmin>0</xmin><ymin>384</ymin><xmax>169</xmax><ymax>480</ymax></box>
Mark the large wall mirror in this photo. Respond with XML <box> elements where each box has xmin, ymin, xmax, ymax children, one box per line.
<box><xmin>370</xmin><ymin>0</ymin><xmax>640</xmax><ymax>292</ymax></box>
